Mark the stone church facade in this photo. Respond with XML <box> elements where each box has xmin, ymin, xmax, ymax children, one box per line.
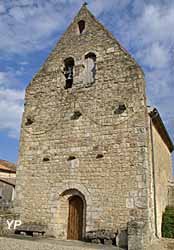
<box><xmin>15</xmin><ymin>4</ymin><xmax>173</xmax><ymax>250</ymax></box>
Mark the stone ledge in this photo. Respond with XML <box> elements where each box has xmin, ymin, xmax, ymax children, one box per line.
<box><xmin>15</xmin><ymin>223</ymin><xmax>47</xmax><ymax>236</ymax></box>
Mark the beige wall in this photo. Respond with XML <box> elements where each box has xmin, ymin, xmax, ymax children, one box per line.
<box><xmin>149</xmin><ymin>120</ymin><xmax>172</xmax><ymax>237</ymax></box>
<box><xmin>0</xmin><ymin>172</ymin><xmax>16</xmax><ymax>179</ymax></box>
<box><xmin>168</xmin><ymin>179</ymin><xmax>174</xmax><ymax>207</ymax></box>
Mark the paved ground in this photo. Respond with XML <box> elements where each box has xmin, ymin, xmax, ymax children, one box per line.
<box><xmin>148</xmin><ymin>238</ymin><xmax>174</xmax><ymax>250</ymax></box>
<box><xmin>0</xmin><ymin>236</ymin><xmax>123</xmax><ymax>250</ymax></box>
<box><xmin>1</xmin><ymin>235</ymin><xmax>174</xmax><ymax>250</ymax></box>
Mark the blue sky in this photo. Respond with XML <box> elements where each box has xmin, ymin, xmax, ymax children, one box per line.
<box><xmin>0</xmin><ymin>0</ymin><xmax>173</xmax><ymax>164</ymax></box>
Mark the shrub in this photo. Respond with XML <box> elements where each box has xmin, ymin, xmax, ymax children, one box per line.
<box><xmin>162</xmin><ymin>206</ymin><xmax>174</xmax><ymax>238</ymax></box>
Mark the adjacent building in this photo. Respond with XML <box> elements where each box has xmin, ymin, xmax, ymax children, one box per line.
<box><xmin>0</xmin><ymin>160</ymin><xmax>16</xmax><ymax>209</ymax></box>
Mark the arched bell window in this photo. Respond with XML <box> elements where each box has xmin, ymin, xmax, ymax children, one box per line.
<box><xmin>85</xmin><ymin>52</ymin><xmax>96</xmax><ymax>84</ymax></box>
<box><xmin>64</xmin><ymin>57</ymin><xmax>75</xmax><ymax>89</ymax></box>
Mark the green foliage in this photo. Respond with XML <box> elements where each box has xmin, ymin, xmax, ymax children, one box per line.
<box><xmin>162</xmin><ymin>206</ymin><xmax>174</xmax><ymax>238</ymax></box>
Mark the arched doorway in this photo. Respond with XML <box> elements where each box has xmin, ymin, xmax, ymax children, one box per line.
<box><xmin>67</xmin><ymin>195</ymin><xmax>83</xmax><ymax>240</ymax></box>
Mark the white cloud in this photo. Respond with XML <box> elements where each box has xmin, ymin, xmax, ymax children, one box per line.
<box><xmin>0</xmin><ymin>69</ymin><xmax>24</xmax><ymax>138</ymax></box>
<box><xmin>0</xmin><ymin>0</ymin><xmax>132</xmax><ymax>54</ymax></box>
<box><xmin>115</xmin><ymin>2</ymin><xmax>174</xmax><ymax>116</ymax></box>
<box><xmin>0</xmin><ymin>88</ymin><xmax>24</xmax><ymax>101</ymax></box>
<box><xmin>0</xmin><ymin>88</ymin><xmax>24</xmax><ymax>138</ymax></box>
<box><xmin>0</xmin><ymin>1</ymin><xmax>82</xmax><ymax>54</ymax></box>
<box><xmin>137</xmin><ymin>43</ymin><xmax>169</xmax><ymax>69</ymax></box>
<box><xmin>89</xmin><ymin>0</ymin><xmax>132</xmax><ymax>16</ymax></box>
<box><xmin>124</xmin><ymin>2</ymin><xmax>174</xmax><ymax>139</ymax></box>
<box><xmin>88</xmin><ymin>0</ymin><xmax>174</xmax><ymax>137</ymax></box>
<box><xmin>138</xmin><ymin>5</ymin><xmax>174</xmax><ymax>102</ymax></box>
<box><xmin>0</xmin><ymin>71</ymin><xmax>18</xmax><ymax>86</ymax></box>
<box><xmin>0</xmin><ymin>72</ymin><xmax>9</xmax><ymax>85</ymax></box>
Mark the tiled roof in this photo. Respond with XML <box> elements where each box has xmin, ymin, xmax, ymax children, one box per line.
<box><xmin>0</xmin><ymin>160</ymin><xmax>16</xmax><ymax>173</ymax></box>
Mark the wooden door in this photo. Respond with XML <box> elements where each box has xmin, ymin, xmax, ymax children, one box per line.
<box><xmin>67</xmin><ymin>195</ymin><xmax>83</xmax><ymax>240</ymax></box>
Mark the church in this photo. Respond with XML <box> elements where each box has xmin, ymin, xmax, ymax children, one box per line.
<box><xmin>15</xmin><ymin>4</ymin><xmax>173</xmax><ymax>250</ymax></box>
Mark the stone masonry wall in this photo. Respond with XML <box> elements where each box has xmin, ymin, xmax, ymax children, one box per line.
<box><xmin>15</xmin><ymin>5</ymin><xmax>151</xmax><ymax>249</ymax></box>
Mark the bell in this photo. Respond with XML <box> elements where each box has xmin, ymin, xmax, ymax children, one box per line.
<box><xmin>67</xmin><ymin>72</ymin><xmax>73</xmax><ymax>80</ymax></box>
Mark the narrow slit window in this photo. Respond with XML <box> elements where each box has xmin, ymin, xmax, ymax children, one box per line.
<box><xmin>78</xmin><ymin>20</ymin><xmax>85</xmax><ymax>34</ymax></box>
<box><xmin>64</xmin><ymin>57</ymin><xmax>75</xmax><ymax>89</ymax></box>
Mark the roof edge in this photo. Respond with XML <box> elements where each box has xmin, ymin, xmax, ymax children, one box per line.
<box><xmin>81</xmin><ymin>5</ymin><xmax>144</xmax><ymax>75</ymax></box>
<box><xmin>0</xmin><ymin>168</ymin><xmax>16</xmax><ymax>174</ymax></box>
<box><xmin>148</xmin><ymin>107</ymin><xmax>174</xmax><ymax>152</ymax></box>
<box><xmin>54</xmin><ymin>3</ymin><xmax>144</xmax><ymax>77</ymax></box>
<box><xmin>0</xmin><ymin>178</ymin><xmax>15</xmax><ymax>187</ymax></box>
<box><xmin>0</xmin><ymin>159</ymin><xmax>16</xmax><ymax>173</ymax></box>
